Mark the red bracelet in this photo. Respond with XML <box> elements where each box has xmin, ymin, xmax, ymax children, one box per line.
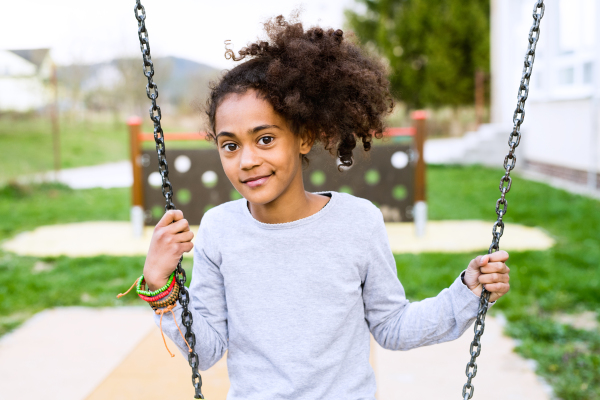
<box><xmin>138</xmin><ymin>277</ymin><xmax>175</xmax><ymax>302</ymax></box>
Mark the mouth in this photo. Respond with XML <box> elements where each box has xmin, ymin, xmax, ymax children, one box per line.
<box><xmin>241</xmin><ymin>173</ymin><xmax>272</xmax><ymax>188</ymax></box>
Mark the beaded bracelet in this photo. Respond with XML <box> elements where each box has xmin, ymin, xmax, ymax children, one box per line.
<box><xmin>152</xmin><ymin>287</ymin><xmax>179</xmax><ymax>308</ymax></box>
<box><xmin>149</xmin><ymin>281</ymin><xmax>180</xmax><ymax>310</ymax></box>
<box><xmin>136</xmin><ymin>271</ymin><xmax>175</xmax><ymax>297</ymax></box>
<box><xmin>138</xmin><ymin>276</ymin><xmax>175</xmax><ymax>302</ymax></box>
<box><xmin>115</xmin><ymin>273</ymin><xmax>189</xmax><ymax>358</ymax></box>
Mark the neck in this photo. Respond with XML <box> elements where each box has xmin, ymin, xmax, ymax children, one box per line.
<box><xmin>248</xmin><ymin>170</ymin><xmax>328</xmax><ymax>224</ymax></box>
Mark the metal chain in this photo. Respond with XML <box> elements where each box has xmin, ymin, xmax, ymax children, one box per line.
<box><xmin>133</xmin><ymin>2</ymin><xmax>204</xmax><ymax>398</ymax></box>
<box><xmin>461</xmin><ymin>1</ymin><xmax>545</xmax><ymax>399</ymax></box>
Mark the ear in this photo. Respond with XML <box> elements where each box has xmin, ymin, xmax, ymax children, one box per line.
<box><xmin>299</xmin><ymin>130</ymin><xmax>315</xmax><ymax>155</ymax></box>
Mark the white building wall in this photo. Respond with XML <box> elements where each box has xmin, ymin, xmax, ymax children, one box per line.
<box><xmin>527</xmin><ymin>99</ymin><xmax>593</xmax><ymax>171</ymax></box>
<box><xmin>0</xmin><ymin>50</ymin><xmax>50</xmax><ymax>112</ymax></box>
<box><xmin>0</xmin><ymin>77</ymin><xmax>47</xmax><ymax>112</ymax></box>
<box><xmin>491</xmin><ymin>0</ymin><xmax>600</xmax><ymax>180</ymax></box>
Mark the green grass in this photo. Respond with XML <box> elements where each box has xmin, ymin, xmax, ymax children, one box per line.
<box><xmin>0</xmin><ymin>116</ymin><xmax>129</xmax><ymax>182</ymax></box>
<box><xmin>0</xmin><ymin>115</ymin><xmax>213</xmax><ymax>184</ymax></box>
<box><xmin>401</xmin><ymin>165</ymin><xmax>600</xmax><ymax>399</ymax></box>
<box><xmin>0</xmin><ymin>166</ymin><xmax>599</xmax><ymax>398</ymax></box>
<box><xmin>0</xmin><ymin>251</ymin><xmax>193</xmax><ymax>337</ymax></box>
<box><xmin>0</xmin><ymin>182</ymin><xmax>188</xmax><ymax>336</ymax></box>
<box><xmin>0</xmin><ymin>182</ymin><xmax>129</xmax><ymax>241</ymax></box>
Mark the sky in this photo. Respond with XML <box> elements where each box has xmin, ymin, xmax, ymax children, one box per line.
<box><xmin>2</xmin><ymin>0</ymin><xmax>358</xmax><ymax>69</ymax></box>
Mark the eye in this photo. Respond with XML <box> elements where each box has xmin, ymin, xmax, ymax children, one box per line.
<box><xmin>258</xmin><ymin>136</ymin><xmax>274</xmax><ymax>145</ymax></box>
<box><xmin>222</xmin><ymin>143</ymin><xmax>238</xmax><ymax>152</ymax></box>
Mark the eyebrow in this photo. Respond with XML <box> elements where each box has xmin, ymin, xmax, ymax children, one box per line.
<box><xmin>216</xmin><ymin>124</ymin><xmax>281</xmax><ymax>140</ymax></box>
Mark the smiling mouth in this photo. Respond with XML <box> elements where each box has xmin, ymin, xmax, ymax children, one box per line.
<box><xmin>242</xmin><ymin>174</ymin><xmax>272</xmax><ymax>188</ymax></box>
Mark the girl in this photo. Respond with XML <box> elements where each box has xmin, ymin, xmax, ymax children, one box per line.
<box><xmin>142</xmin><ymin>16</ymin><xmax>510</xmax><ymax>400</ymax></box>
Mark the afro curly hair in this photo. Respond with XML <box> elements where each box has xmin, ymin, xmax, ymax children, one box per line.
<box><xmin>206</xmin><ymin>15</ymin><xmax>394</xmax><ymax>169</ymax></box>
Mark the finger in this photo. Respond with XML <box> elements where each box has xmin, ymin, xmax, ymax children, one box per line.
<box><xmin>480</xmin><ymin>262</ymin><xmax>510</xmax><ymax>274</ymax></box>
<box><xmin>165</xmin><ymin>218</ymin><xmax>190</xmax><ymax>234</ymax></box>
<box><xmin>479</xmin><ymin>272</ymin><xmax>510</xmax><ymax>285</ymax></box>
<box><xmin>483</xmin><ymin>282</ymin><xmax>510</xmax><ymax>294</ymax></box>
<box><xmin>488</xmin><ymin>250</ymin><xmax>509</xmax><ymax>263</ymax></box>
<box><xmin>156</xmin><ymin>210</ymin><xmax>184</xmax><ymax>227</ymax></box>
<box><xmin>174</xmin><ymin>230</ymin><xmax>194</xmax><ymax>243</ymax></box>
<box><xmin>468</xmin><ymin>255</ymin><xmax>485</xmax><ymax>271</ymax></box>
<box><xmin>179</xmin><ymin>242</ymin><xmax>194</xmax><ymax>253</ymax></box>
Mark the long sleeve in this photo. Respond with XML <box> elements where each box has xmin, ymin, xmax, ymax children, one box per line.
<box><xmin>152</xmin><ymin>221</ymin><xmax>228</xmax><ymax>370</ymax></box>
<box><xmin>361</xmin><ymin>210</ymin><xmax>487</xmax><ymax>351</ymax></box>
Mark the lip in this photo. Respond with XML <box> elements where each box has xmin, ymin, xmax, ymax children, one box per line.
<box><xmin>242</xmin><ymin>174</ymin><xmax>272</xmax><ymax>188</ymax></box>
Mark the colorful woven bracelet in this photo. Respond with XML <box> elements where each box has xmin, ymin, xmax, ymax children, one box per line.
<box><xmin>149</xmin><ymin>282</ymin><xmax>180</xmax><ymax>310</ymax></box>
<box><xmin>136</xmin><ymin>272</ymin><xmax>175</xmax><ymax>297</ymax></box>
<box><xmin>138</xmin><ymin>277</ymin><xmax>175</xmax><ymax>302</ymax></box>
<box><xmin>148</xmin><ymin>278</ymin><xmax>178</xmax><ymax>302</ymax></box>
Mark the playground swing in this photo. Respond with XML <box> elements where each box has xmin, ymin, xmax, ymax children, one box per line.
<box><xmin>129</xmin><ymin>0</ymin><xmax>546</xmax><ymax>398</ymax></box>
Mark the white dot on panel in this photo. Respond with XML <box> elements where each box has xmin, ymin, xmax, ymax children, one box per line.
<box><xmin>391</xmin><ymin>151</ymin><xmax>409</xmax><ymax>169</ymax></box>
<box><xmin>174</xmin><ymin>155</ymin><xmax>192</xmax><ymax>173</ymax></box>
<box><xmin>202</xmin><ymin>170</ymin><xmax>218</xmax><ymax>187</ymax></box>
<box><xmin>148</xmin><ymin>172</ymin><xmax>162</xmax><ymax>188</ymax></box>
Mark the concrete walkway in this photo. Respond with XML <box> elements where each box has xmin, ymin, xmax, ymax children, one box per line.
<box><xmin>374</xmin><ymin>314</ymin><xmax>552</xmax><ymax>400</ymax></box>
<box><xmin>16</xmin><ymin>161</ymin><xmax>133</xmax><ymax>189</ymax></box>
<box><xmin>2</xmin><ymin>220</ymin><xmax>554</xmax><ymax>258</ymax></box>
<box><xmin>0</xmin><ymin>307</ymin><xmax>551</xmax><ymax>400</ymax></box>
<box><xmin>0</xmin><ymin>307</ymin><xmax>154</xmax><ymax>400</ymax></box>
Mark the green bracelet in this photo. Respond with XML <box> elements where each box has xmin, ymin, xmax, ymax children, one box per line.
<box><xmin>136</xmin><ymin>271</ymin><xmax>176</xmax><ymax>297</ymax></box>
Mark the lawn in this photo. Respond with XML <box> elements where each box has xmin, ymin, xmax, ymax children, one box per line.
<box><xmin>0</xmin><ymin>165</ymin><xmax>598</xmax><ymax>398</ymax></box>
<box><xmin>0</xmin><ymin>116</ymin><xmax>129</xmax><ymax>182</ymax></box>
<box><xmin>0</xmin><ymin>115</ymin><xmax>212</xmax><ymax>184</ymax></box>
<box><xmin>0</xmin><ymin>181</ymin><xmax>195</xmax><ymax>336</ymax></box>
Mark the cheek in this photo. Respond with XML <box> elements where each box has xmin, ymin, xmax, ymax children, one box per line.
<box><xmin>219</xmin><ymin>153</ymin><xmax>240</xmax><ymax>183</ymax></box>
<box><xmin>271</xmin><ymin>140</ymin><xmax>302</xmax><ymax>172</ymax></box>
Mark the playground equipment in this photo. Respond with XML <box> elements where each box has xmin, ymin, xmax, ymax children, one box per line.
<box><xmin>128</xmin><ymin>115</ymin><xmax>428</xmax><ymax>235</ymax></box>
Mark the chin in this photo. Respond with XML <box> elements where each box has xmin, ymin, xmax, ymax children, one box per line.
<box><xmin>241</xmin><ymin>188</ymin><xmax>280</xmax><ymax>206</ymax></box>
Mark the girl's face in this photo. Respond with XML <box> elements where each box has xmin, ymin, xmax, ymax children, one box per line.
<box><xmin>214</xmin><ymin>90</ymin><xmax>313</xmax><ymax>206</ymax></box>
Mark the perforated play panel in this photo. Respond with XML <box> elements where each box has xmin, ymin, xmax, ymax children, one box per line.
<box><xmin>141</xmin><ymin>143</ymin><xmax>415</xmax><ymax>225</ymax></box>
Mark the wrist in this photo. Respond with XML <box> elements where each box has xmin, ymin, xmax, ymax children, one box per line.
<box><xmin>143</xmin><ymin>269</ymin><xmax>170</xmax><ymax>292</ymax></box>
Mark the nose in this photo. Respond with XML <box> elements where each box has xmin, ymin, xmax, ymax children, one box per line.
<box><xmin>239</xmin><ymin>145</ymin><xmax>262</xmax><ymax>171</ymax></box>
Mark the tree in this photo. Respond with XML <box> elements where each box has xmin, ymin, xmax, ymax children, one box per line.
<box><xmin>346</xmin><ymin>0</ymin><xmax>490</xmax><ymax>109</ymax></box>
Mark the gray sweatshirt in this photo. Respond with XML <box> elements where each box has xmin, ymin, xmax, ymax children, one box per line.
<box><xmin>154</xmin><ymin>191</ymin><xmax>487</xmax><ymax>399</ymax></box>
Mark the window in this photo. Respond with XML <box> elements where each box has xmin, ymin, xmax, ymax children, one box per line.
<box><xmin>559</xmin><ymin>68</ymin><xmax>575</xmax><ymax>85</ymax></box>
<box><xmin>583</xmin><ymin>62</ymin><xmax>594</xmax><ymax>84</ymax></box>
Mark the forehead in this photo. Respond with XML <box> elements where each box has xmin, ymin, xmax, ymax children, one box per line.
<box><xmin>215</xmin><ymin>91</ymin><xmax>286</xmax><ymax>133</ymax></box>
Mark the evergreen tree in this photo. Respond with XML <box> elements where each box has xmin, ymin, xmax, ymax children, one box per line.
<box><xmin>346</xmin><ymin>0</ymin><xmax>490</xmax><ymax>109</ymax></box>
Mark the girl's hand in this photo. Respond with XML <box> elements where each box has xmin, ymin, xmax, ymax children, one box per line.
<box><xmin>143</xmin><ymin>210</ymin><xmax>194</xmax><ymax>291</ymax></box>
<box><xmin>463</xmin><ymin>250</ymin><xmax>510</xmax><ymax>303</ymax></box>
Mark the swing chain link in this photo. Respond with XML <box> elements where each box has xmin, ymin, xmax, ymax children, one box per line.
<box><xmin>134</xmin><ymin>2</ymin><xmax>204</xmax><ymax>398</ymax></box>
<box><xmin>461</xmin><ymin>1</ymin><xmax>544</xmax><ymax>399</ymax></box>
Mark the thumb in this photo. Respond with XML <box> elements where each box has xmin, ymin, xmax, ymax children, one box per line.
<box><xmin>479</xmin><ymin>254</ymin><xmax>489</xmax><ymax>267</ymax></box>
<box><xmin>156</xmin><ymin>210</ymin><xmax>181</xmax><ymax>227</ymax></box>
<box><xmin>468</xmin><ymin>255</ymin><xmax>486</xmax><ymax>272</ymax></box>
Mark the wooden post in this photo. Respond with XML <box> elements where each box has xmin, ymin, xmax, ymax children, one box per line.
<box><xmin>412</xmin><ymin>110</ymin><xmax>427</xmax><ymax>237</ymax></box>
<box><xmin>128</xmin><ymin>116</ymin><xmax>144</xmax><ymax>237</ymax></box>
<box><xmin>475</xmin><ymin>69</ymin><xmax>485</xmax><ymax>128</ymax></box>
<box><xmin>51</xmin><ymin>63</ymin><xmax>61</xmax><ymax>177</ymax></box>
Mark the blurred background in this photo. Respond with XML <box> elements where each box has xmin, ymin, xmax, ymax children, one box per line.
<box><xmin>1</xmin><ymin>0</ymin><xmax>599</xmax><ymax>399</ymax></box>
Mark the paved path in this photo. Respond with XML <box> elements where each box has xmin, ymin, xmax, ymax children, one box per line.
<box><xmin>374</xmin><ymin>314</ymin><xmax>552</xmax><ymax>399</ymax></box>
<box><xmin>0</xmin><ymin>307</ymin><xmax>154</xmax><ymax>400</ymax></box>
<box><xmin>2</xmin><ymin>220</ymin><xmax>554</xmax><ymax>258</ymax></box>
<box><xmin>0</xmin><ymin>307</ymin><xmax>551</xmax><ymax>400</ymax></box>
<box><xmin>16</xmin><ymin>161</ymin><xmax>132</xmax><ymax>189</ymax></box>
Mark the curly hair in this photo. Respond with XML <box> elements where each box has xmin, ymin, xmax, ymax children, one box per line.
<box><xmin>206</xmin><ymin>15</ymin><xmax>394</xmax><ymax>169</ymax></box>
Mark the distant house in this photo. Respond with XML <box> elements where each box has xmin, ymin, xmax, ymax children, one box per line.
<box><xmin>0</xmin><ymin>48</ymin><xmax>53</xmax><ymax>112</ymax></box>
<box><xmin>491</xmin><ymin>0</ymin><xmax>600</xmax><ymax>188</ymax></box>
